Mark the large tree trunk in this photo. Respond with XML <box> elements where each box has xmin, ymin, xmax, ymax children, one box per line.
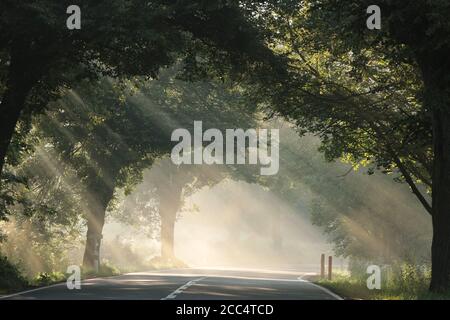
<box><xmin>0</xmin><ymin>48</ymin><xmax>41</xmax><ymax>175</ymax></box>
<box><xmin>158</xmin><ymin>182</ymin><xmax>183</xmax><ymax>261</ymax></box>
<box><xmin>82</xmin><ymin>185</ymin><xmax>115</xmax><ymax>272</ymax></box>
<box><xmin>83</xmin><ymin>217</ymin><xmax>104</xmax><ymax>273</ymax></box>
<box><xmin>271</xmin><ymin>210</ymin><xmax>282</xmax><ymax>252</ymax></box>
<box><xmin>429</xmin><ymin>98</ymin><xmax>450</xmax><ymax>293</ymax></box>
<box><xmin>0</xmin><ymin>88</ymin><xmax>26</xmax><ymax>174</ymax></box>
<box><xmin>421</xmin><ymin>53</ymin><xmax>450</xmax><ymax>293</ymax></box>
<box><xmin>160</xmin><ymin>203</ymin><xmax>177</xmax><ymax>260</ymax></box>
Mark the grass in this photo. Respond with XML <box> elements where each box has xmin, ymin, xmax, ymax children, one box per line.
<box><xmin>314</xmin><ymin>270</ymin><xmax>450</xmax><ymax>300</ymax></box>
<box><xmin>148</xmin><ymin>256</ymin><xmax>188</xmax><ymax>269</ymax></box>
<box><xmin>25</xmin><ymin>263</ymin><xmax>121</xmax><ymax>289</ymax></box>
<box><xmin>30</xmin><ymin>271</ymin><xmax>67</xmax><ymax>287</ymax></box>
<box><xmin>81</xmin><ymin>261</ymin><xmax>121</xmax><ymax>279</ymax></box>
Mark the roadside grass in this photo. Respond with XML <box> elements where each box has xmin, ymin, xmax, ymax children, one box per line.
<box><xmin>30</xmin><ymin>271</ymin><xmax>67</xmax><ymax>287</ymax></box>
<box><xmin>314</xmin><ymin>270</ymin><xmax>450</xmax><ymax>300</ymax></box>
<box><xmin>81</xmin><ymin>261</ymin><xmax>121</xmax><ymax>279</ymax></box>
<box><xmin>148</xmin><ymin>256</ymin><xmax>188</xmax><ymax>269</ymax></box>
<box><xmin>26</xmin><ymin>263</ymin><xmax>121</xmax><ymax>288</ymax></box>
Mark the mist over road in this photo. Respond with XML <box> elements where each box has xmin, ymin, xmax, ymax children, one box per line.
<box><xmin>1</xmin><ymin>268</ymin><xmax>342</xmax><ymax>300</ymax></box>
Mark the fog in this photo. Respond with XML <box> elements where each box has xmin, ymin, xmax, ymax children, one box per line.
<box><xmin>0</xmin><ymin>126</ymin><xmax>431</xmax><ymax>277</ymax></box>
<box><xmin>99</xmin><ymin>128</ymin><xmax>431</xmax><ymax>272</ymax></box>
<box><xmin>175</xmin><ymin>180</ymin><xmax>332</xmax><ymax>269</ymax></box>
<box><xmin>102</xmin><ymin>178</ymin><xmax>334</xmax><ymax>272</ymax></box>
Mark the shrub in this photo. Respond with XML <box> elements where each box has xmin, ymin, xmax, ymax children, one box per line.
<box><xmin>318</xmin><ymin>259</ymin><xmax>438</xmax><ymax>299</ymax></box>
<box><xmin>31</xmin><ymin>271</ymin><xmax>66</xmax><ymax>287</ymax></box>
<box><xmin>0</xmin><ymin>255</ymin><xmax>27</xmax><ymax>293</ymax></box>
<box><xmin>82</xmin><ymin>261</ymin><xmax>121</xmax><ymax>278</ymax></box>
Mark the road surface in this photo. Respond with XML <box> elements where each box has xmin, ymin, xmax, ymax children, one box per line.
<box><xmin>0</xmin><ymin>268</ymin><xmax>342</xmax><ymax>300</ymax></box>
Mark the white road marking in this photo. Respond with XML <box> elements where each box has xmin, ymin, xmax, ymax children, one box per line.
<box><xmin>0</xmin><ymin>283</ymin><xmax>67</xmax><ymax>300</ymax></box>
<box><xmin>161</xmin><ymin>277</ymin><xmax>207</xmax><ymax>300</ymax></box>
<box><xmin>0</xmin><ymin>274</ymin><xmax>131</xmax><ymax>300</ymax></box>
<box><xmin>0</xmin><ymin>268</ymin><xmax>188</xmax><ymax>300</ymax></box>
<box><xmin>134</xmin><ymin>272</ymin><xmax>314</xmax><ymax>283</ymax></box>
<box><xmin>297</xmin><ymin>274</ymin><xmax>344</xmax><ymax>300</ymax></box>
<box><xmin>0</xmin><ymin>269</ymin><xmax>344</xmax><ymax>301</ymax></box>
<box><xmin>297</xmin><ymin>272</ymin><xmax>317</xmax><ymax>281</ymax></box>
<box><xmin>303</xmin><ymin>281</ymin><xmax>344</xmax><ymax>300</ymax></box>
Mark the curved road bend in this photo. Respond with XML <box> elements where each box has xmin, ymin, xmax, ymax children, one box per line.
<box><xmin>0</xmin><ymin>268</ymin><xmax>342</xmax><ymax>300</ymax></box>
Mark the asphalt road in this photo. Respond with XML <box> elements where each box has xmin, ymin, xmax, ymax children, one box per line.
<box><xmin>0</xmin><ymin>268</ymin><xmax>342</xmax><ymax>300</ymax></box>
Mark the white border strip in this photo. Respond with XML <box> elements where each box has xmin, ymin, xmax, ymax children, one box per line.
<box><xmin>0</xmin><ymin>267</ymin><xmax>185</xmax><ymax>300</ymax></box>
<box><xmin>297</xmin><ymin>275</ymin><xmax>344</xmax><ymax>300</ymax></box>
<box><xmin>0</xmin><ymin>282</ymin><xmax>67</xmax><ymax>300</ymax></box>
<box><xmin>161</xmin><ymin>277</ymin><xmax>207</xmax><ymax>300</ymax></box>
<box><xmin>0</xmin><ymin>274</ymin><xmax>132</xmax><ymax>300</ymax></box>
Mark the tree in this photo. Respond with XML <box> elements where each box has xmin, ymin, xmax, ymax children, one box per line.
<box><xmin>0</xmin><ymin>140</ymin><xmax>86</xmax><ymax>277</ymax></box>
<box><xmin>38</xmin><ymin>78</ymin><xmax>167</xmax><ymax>270</ymax></box>
<box><xmin>0</xmin><ymin>0</ymin><xmax>281</xmax><ymax>179</ymax></box>
<box><xmin>252</xmin><ymin>1</ymin><xmax>449</xmax><ymax>292</ymax></box>
<box><xmin>122</xmin><ymin>159</ymin><xmax>227</xmax><ymax>263</ymax></box>
<box><xmin>113</xmin><ymin>69</ymin><xmax>260</xmax><ymax>263</ymax></box>
<box><xmin>39</xmin><ymin>63</ymin><xmax>260</xmax><ymax>270</ymax></box>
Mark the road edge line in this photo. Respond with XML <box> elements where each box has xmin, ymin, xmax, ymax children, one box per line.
<box><xmin>297</xmin><ymin>276</ymin><xmax>344</xmax><ymax>300</ymax></box>
<box><xmin>161</xmin><ymin>277</ymin><xmax>207</xmax><ymax>300</ymax></box>
<box><xmin>0</xmin><ymin>267</ymin><xmax>191</xmax><ymax>300</ymax></box>
<box><xmin>0</xmin><ymin>282</ymin><xmax>67</xmax><ymax>300</ymax></box>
